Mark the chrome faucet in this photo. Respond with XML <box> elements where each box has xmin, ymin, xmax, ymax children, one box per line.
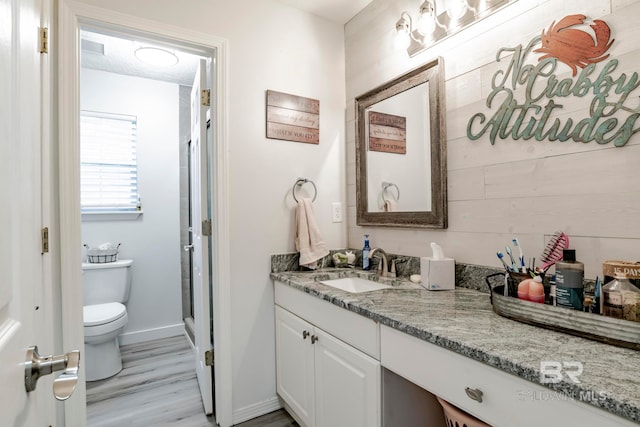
<box><xmin>368</xmin><ymin>248</ymin><xmax>395</xmax><ymax>278</ymax></box>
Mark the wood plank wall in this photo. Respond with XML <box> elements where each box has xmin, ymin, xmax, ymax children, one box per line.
<box><xmin>345</xmin><ymin>0</ymin><xmax>640</xmax><ymax>278</ymax></box>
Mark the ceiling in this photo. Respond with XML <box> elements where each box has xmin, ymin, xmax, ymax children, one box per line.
<box><xmin>80</xmin><ymin>1</ymin><xmax>373</xmax><ymax>85</ymax></box>
<box><xmin>276</xmin><ymin>0</ymin><xmax>373</xmax><ymax>24</ymax></box>
<box><xmin>81</xmin><ymin>30</ymin><xmax>203</xmax><ymax>86</ymax></box>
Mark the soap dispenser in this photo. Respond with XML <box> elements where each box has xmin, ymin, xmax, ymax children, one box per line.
<box><xmin>362</xmin><ymin>234</ymin><xmax>371</xmax><ymax>270</ymax></box>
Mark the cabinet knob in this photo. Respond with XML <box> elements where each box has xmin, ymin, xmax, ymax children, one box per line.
<box><xmin>311</xmin><ymin>335</ymin><xmax>318</xmax><ymax>344</ymax></box>
<box><xmin>465</xmin><ymin>387</ymin><xmax>483</xmax><ymax>403</ymax></box>
<box><xmin>302</xmin><ymin>330</ymin><xmax>310</xmax><ymax>340</ymax></box>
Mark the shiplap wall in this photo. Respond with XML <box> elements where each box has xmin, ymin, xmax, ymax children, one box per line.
<box><xmin>346</xmin><ymin>0</ymin><xmax>640</xmax><ymax>278</ymax></box>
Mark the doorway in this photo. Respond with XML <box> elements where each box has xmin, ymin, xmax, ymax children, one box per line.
<box><xmin>59</xmin><ymin>4</ymin><xmax>232</xmax><ymax>424</ymax></box>
<box><xmin>55</xmin><ymin>5</ymin><xmax>235</xmax><ymax>423</ymax></box>
<box><xmin>79</xmin><ymin>24</ymin><xmax>214</xmax><ymax>413</ymax></box>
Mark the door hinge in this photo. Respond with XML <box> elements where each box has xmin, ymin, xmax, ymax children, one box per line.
<box><xmin>41</xmin><ymin>227</ymin><xmax>49</xmax><ymax>254</ymax></box>
<box><xmin>39</xmin><ymin>27</ymin><xmax>48</xmax><ymax>54</ymax></box>
<box><xmin>202</xmin><ymin>219</ymin><xmax>212</xmax><ymax>236</ymax></box>
<box><xmin>205</xmin><ymin>349</ymin><xmax>214</xmax><ymax>366</ymax></box>
<box><xmin>201</xmin><ymin>89</ymin><xmax>211</xmax><ymax>106</ymax></box>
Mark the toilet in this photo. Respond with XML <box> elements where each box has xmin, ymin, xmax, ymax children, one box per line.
<box><xmin>82</xmin><ymin>259</ymin><xmax>133</xmax><ymax>381</ymax></box>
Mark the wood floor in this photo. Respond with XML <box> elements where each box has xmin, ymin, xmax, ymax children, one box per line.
<box><xmin>86</xmin><ymin>335</ymin><xmax>298</xmax><ymax>427</ymax></box>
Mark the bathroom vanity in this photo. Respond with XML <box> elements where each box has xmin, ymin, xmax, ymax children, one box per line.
<box><xmin>271</xmin><ymin>269</ymin><xmax>640</xmax><ymax>427</ymax></box>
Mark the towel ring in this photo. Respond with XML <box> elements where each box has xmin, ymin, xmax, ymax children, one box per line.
<box><xmin>292</xmin><ymin>178</ymin><xmax>317</xmax><ymax>203</ymax></box>
<box><xmin>381</xmin><ymin>182</ymin><xmax>400</xmax><ymax>202</ymax></box>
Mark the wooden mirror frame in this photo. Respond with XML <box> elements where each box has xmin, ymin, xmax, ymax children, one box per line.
<box><xmin>356</xmin><ymin>57</ymin><xmax>447</xmax><ymax>228</ymax></box>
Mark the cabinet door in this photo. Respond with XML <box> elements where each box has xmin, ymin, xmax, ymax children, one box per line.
<box><xmin>275</xmin><ymin>306</ymin><xmax>315</xmax><ymax>427</ymax></box>
<box><xmin>313</xmin><ymin>328</ymin><xmax>381</xmax><ymax>427</ymax></box>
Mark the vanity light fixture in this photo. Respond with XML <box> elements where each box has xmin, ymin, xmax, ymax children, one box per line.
<box><xmin>134</xmin><ymin>46</ymin><xmax>179</xmax><ymax>67</ymax></box>
<box><xmin>395</xmin><ymin>0</ymin><xmax>518</xmax><ymax>57</ymax></box>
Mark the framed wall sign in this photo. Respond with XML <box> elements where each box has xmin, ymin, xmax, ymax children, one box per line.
<box><xmin>368</xmin><ymin>111</ymin><xmax>407</xmax><ymax>154</ymax></box>
<box><xmin>266</xmin><ymin>90</ymin><xmax>319</xmax><ymax>144</ymax></box>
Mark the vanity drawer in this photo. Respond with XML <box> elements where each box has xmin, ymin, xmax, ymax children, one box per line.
<box><xmin>380</xmin><ymin>325</ymin><xmax>635</xmax><ymax>427</ymax></box>
<box><xmin>275</xmin><ymin>281</ymin><xmax>380</xmax><ymax>360</ymax></box>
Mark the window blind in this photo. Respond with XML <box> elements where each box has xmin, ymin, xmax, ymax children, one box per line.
<box><xmin>80</xmin><ymin>111</ymin><xmax>139</xmax><ymax>212</ymax></box>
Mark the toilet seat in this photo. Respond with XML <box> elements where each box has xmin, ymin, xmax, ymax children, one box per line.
<box><xmin>84</xmin><ymin>302</ymin><xmax>127</xmax><ymax>326</ymax></box>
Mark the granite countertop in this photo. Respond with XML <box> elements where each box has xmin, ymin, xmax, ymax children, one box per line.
<box><xmin>270</xmin><ymin>268</ymin><xmax>640</xmax><ymax>424</ymax></box>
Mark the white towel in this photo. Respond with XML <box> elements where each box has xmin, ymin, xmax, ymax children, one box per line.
<box><xmin>295</xmin><ymin>198</ymin><xmax>329</xmax><ymax>269</ymax></box>
<box><xmin>383</xmin><ymin>199</ymin><xmax>398</xmax><ymax>212</ymax></box>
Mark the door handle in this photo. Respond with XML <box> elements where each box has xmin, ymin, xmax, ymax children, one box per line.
<box><xmin>25</xmin><ymin>346</ymin><xmax>81</xmax><ymax>401</ymax></box>
<box><xmin>184</xmin><ymin>244</ymin><xmax>194</xmax><ymax>252</ymax></box>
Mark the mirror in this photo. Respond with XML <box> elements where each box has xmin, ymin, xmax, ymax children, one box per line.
<box><xmin>356</xmin><ymin>57</ymin><xmax>447</xmax><ymax>228</ymax></box>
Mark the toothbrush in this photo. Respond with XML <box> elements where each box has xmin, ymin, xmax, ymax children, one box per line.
<box><xmin>496</xmin><ymin>252</ymin><xmax>512</xmax><ymax>271</ymax></box>
<box><xmin>512</xmin><ymin>238</ymin><xmax>526</xmax><ymax>272</ymax></box>
<box><xmin>505</xmin><ymin>245</ymin><xmax>518</xmax><ymax>271</ymax></box>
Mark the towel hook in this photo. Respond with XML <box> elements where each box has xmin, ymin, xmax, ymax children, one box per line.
<box><xmin>292</xmin><ymin>178</ymin><xmax>317</xmax><ymax>203</ymax></box>
<box><xmin>381</xmin><ymin>182</ymin><xmax>400</xmax><ymax>201</ymax></box>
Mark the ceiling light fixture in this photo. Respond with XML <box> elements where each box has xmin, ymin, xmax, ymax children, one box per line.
<box><xmin>134</xmin><ymin>47</ymin><xmax>179</xmax><ymax>67</ymax></box>
<box><xmin>395</xmin><ymin>0</ymin><xmax>517</xmax><ymax>57</ymax></box>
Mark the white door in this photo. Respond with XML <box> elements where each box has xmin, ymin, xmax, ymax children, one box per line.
<box><xmin>0</xmin><ymin>0</ymin><xmax>59</xmax><ymax>424</ymax></box>
<box><xmin>314</xmin><ymin>328</ymin><xmax>381</xmax><ymax>427</ymax></box>
<box><xmin>275</xmin><ymin>306</ymin><xmax>316</xmax><ymax>427</ymax></box>
<box><xmin>190</xmin><ymin>58</ymin><xmax>214</xmax><ymax>415</ymax></box>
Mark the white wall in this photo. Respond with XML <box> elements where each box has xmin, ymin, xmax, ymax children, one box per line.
<box><xmin>346</xmin><ymin>0</ymin><xmax>640</xmax><ymax>279</ymax></box>
<box><xmin>74</xmin><ymin>0</ymin><xmax>347</xmax><ymax>420</ymax></box>
<box><xmin>81</xmin><ymin>69</ymin><xmax>183</xmax><ymax>344</ymax></box>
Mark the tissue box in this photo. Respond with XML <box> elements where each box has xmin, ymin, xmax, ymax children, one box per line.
<box><xmin>420</xmin><ymin>257</ymin><xmax>455</xmax><ymax>290</ymax></box>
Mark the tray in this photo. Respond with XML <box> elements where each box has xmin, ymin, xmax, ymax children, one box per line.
<box><xmin>486</xmin><ymin>273</ymin><xmax>640</xmax><ymax>351</ymax></box>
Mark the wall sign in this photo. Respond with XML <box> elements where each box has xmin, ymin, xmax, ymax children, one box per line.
<box><xmin>368</xmin><ymin>111</ymin><xmax>407</xmax><ymax>154</ymax></box>
<box><xmin>266</xmin><ymin>90</ymin><xmax>319</xmax><ymax>144</ymax></box>
<box><xmin>467</xmin><ymin>14</ymin><xmax>640</xmax><ymax>147</ymax></box>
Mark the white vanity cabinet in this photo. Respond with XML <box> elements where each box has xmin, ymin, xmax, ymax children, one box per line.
<box><xmin>274</xmin><ymin>282</ymin><xmax>381</xmax><ymax>427</ymax></box>
<box><xmin>275</xmin><ymin>306</ymin><xmax>315</xmax><ymax>426</ymax></box>
<box><xmin>381</xmin><ymin>325</ymin><xmax>637</xmax><ymax>427</ymax></box>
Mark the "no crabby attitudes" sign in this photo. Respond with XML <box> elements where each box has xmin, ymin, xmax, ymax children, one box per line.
<box><xmin>467</xmin><ymin>14</ymin><xmax>640</xmax><ymax>147</ymax></box>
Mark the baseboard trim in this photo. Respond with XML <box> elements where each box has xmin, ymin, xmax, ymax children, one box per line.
<box><xmin>118</xmin><ymin>322</ymin><xmax>184</xmax><ymax>346</ymax></box>
<box><xmin>232</xmin><ymin>396</ymin><xmax>282</xmax><ymax>425</ymax></box>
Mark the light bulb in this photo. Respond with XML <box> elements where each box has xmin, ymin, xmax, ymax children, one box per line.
<box><xmin>418</xmin><ymin>1</ymin><xmax>436</xmax><ymax>35</ymax></box>
<box><xmin>446</xmin><ymin>0</ymin><xmax>467</xmax><ymax>21</ymax></box>
<box><xmin>394</xmin><ymin>16</ymin><xmax>411</xmax><ymax>50</ymax></box>
<box><xmin>394</xmin><ymin>29</ymin><xmax>411</xmax><ymax>50</ymax></box>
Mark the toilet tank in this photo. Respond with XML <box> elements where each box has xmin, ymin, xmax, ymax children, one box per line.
<box><xmin>82</xmin><ymin>259</ymin><xmax>133</xmax><ymax>306</ymax></box>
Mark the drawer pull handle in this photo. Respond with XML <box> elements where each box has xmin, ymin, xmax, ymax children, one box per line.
<box><xmin>311</xmin><ymin>335</ymin><xmax>318</xmax><ymax>344</ymax></box>
<box><xmin>465</xmin><ymin>387</ymin><xmax>483</xmax><ymax>403</ymax></box>
<box><xmin>302</xmin><ymin>330</ymin><xmax>310</xmax><ymax>340</ymax></box>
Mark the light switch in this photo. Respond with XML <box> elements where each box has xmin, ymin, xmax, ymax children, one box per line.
<box><xmin>331</xmin><ymin>202</ymin><xmax>343</xmax><ymax>223</ymax></box>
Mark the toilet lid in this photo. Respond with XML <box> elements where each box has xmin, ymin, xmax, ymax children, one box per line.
<box><xmin>84</xmin><ymin>303</ymin><xmax>126</xmax><ymax>326</ymax></box>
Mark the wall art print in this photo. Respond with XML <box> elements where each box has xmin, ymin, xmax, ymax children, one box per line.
<box><xmin>467</xmin><ymin>14</ymin><xmax>640</xmax><ymax>147</ymax></box>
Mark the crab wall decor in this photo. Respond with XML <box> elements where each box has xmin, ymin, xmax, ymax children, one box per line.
<box><xmin>534</xmin><ymin>14</ymin><xmax>614</xmax><ymax>77</ymax></box>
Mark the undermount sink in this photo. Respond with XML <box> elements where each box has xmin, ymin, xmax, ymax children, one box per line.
<box><xmin>319</xmin><ymin>277</ymin><xmax>392</xmax><ymax>293</ymax></box>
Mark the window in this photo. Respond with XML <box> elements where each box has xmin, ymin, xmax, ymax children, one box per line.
<box><xmin>80</xmin><ymin>111</ymin><xmax>140</xmax><ymax>214</ymax></box>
